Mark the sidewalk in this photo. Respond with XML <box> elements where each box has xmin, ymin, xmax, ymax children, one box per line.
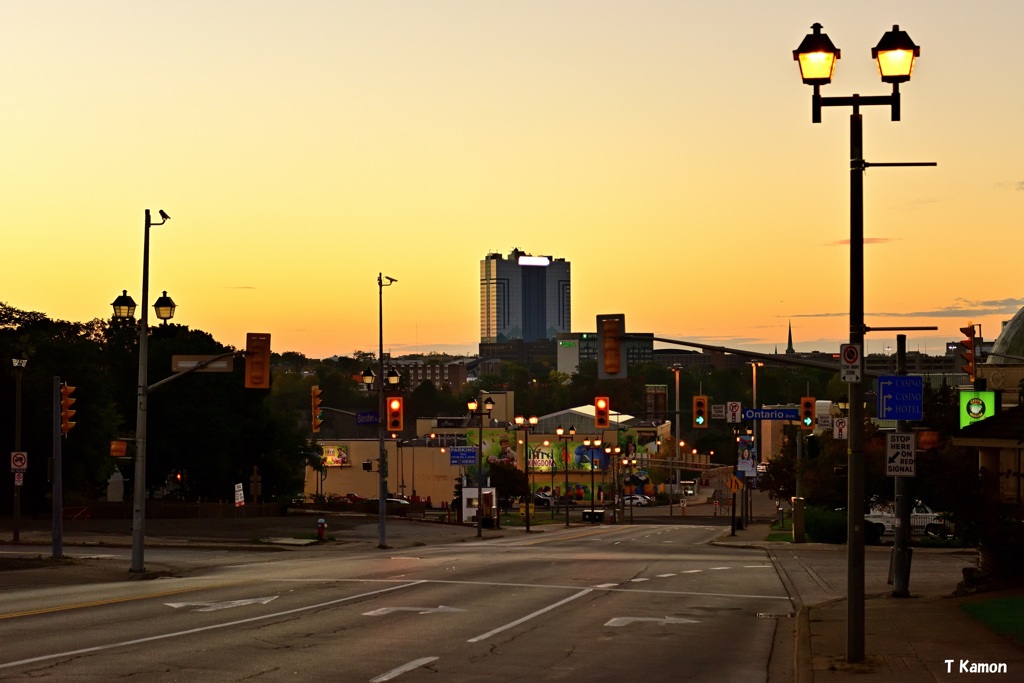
<box><xmin>712</xmin><ymin>507</ymin><xmax>1024</xmax><ymax>682</ymax></box>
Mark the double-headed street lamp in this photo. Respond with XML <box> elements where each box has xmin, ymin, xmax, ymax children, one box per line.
<box><xmin>620</xmin><ymin>456</ymin><xmax>638</xmax><ymax>525</ymax></box>
<box><xmin>794</xmin><ymin>22</ymin><xmax>931</xmax><ymax>664</ymax></box>
<box><xmin>468</xmin><ymin>396</ymin><xmax>495</xmax><ymax>538</ymax></box>
<box><xmin>514</xmin><ymin>415</ymin><xmax>538</xmax><ymax>531</ymax></box>
<box><xmin>111</xmin><ymin>209</ymin><xmax>174</xmax><ymax>574</ymax></box>
<box><xmin>556</xmin><ymin>425</ymin><xmax>575</xmax><ymax>527</ymax></box>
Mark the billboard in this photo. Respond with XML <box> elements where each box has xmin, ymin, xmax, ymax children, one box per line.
<box><xmin>959</xmin><ymin>390</ymin><xmax>997</xmax><ymax>429</ymax></box>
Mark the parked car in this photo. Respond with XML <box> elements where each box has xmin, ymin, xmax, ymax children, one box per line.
<box><xmin>618</xmin><ymin>495</ymin><xmax>648</xmax><ymax>507</ymax></box>
<box><xmin>534</xmin><ymin>493</ymin><xmax>553</xmax><ymax>508</ymax></box>
<box><xmin>865</xmin><ymin>499</ymin><xmax>945</xmax><ymax>536</ymax></box>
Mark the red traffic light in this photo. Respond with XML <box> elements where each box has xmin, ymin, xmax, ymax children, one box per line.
<box><xmin>60</xmin><ymin>383</ymin><xmax>77</xmax><ymax>435</ymax></box>
<box><xmin>388</xmin><ymin>396</ymin><xmax>404</xmax><ymax>431</ymax></box>
<box><xmin>594</xmin><ymin>396</ymin><xmax>611</xmax><ymax>429</ymax></box>
<box><xmin>311</xmin><ymin>385</ymin><xmax>324</xmax><ymax>433</ymax></box>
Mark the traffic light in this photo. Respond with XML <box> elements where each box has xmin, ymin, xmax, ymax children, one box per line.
<box><xmin>453</xmin><ymin>479</ymin><xmax>463</xmax><ymax>502</ymax></box>
<box><xmin>244</xmin><ymin>332</ymin><xmax>272</xmax><ymax>389</ymax></box>
<box><xmin>596</xmin><ymin>314</ymin><xmax>626</xmax><ymax>379</ymax></box>
<box><xmin>800</xmin><ymin>396</ymin><xmax>816</xmax><ymax>430</ymax></box>
<box><xmin>60</xmin><ymin>383</ymin><xmax>76</xmax><ymax>435</ymax></box>
<box><xmin>594</xmin><ymin>396</ymin><xmax>611</xmax><ymax>429</ymax></box>
<box><xmin>960</xmin><ymin>323</ymin><xmax>977</xmax><ymax>381</ymax></box>
<box><xmin>692</xmin><ymin>395</ymin><xmax>708</xmax><ymax>429</ymax></box>
<box><xmin>311</xmin><ymin>385</ymin><xmax>324</xmax><ymax>433</ymax></box>
<box><xmin>387</xmin><ymin>396</ymin><xmax>404</xmax><ymax>432</ymax></box>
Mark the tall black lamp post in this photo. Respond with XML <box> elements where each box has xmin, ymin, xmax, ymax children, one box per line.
<box><xmin>514</xmin><ymin>415</ymin><xmax>538</xmax><ymax>531</ymax></box>
<box><xmin>11</xmin><ymin>356</ymin><xmax>27</xmax><ymax>543</ymax></box>
<box><xmin>794</xmin><ymin>22</ymin><xmax>931</xmax><ymax>663</ymax></box>
<box><xmin>362</xmin><ymin>320</ymin><xmax>400</xmax><ymax>551</ymax></box>
<box><xmin>582</xmin><ymin>437</ymin><xmax>601</xmax><ymax>521</ymax></box>
<box><xmin>111</xmin><ymin>209</ymin><xmax>175</xmax><ymax>574</ymax></box>
<box><xmin>556</xmin><ymin>425</ymin><xmax>575</xmax><ymax>527</ymax></box>
<box><xmin>468</xmin><ymin>396</ymin><xmax>495</xmax><ymax>538</ymax></box>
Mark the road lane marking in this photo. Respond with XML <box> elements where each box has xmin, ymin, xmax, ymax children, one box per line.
<box><xmin>605</xmin><ymin>616</ymin><xmax>700</xmax><ymax>627</ymax></box>
<box><xmin>0</xmin><ymin>581</ymin><xmax>424</xmax><ymax>670</ymax></box>
<box><xmin>0</xmin><ymin>581</ymin><xmax>254</xmax><ymax>620</ymax></box>
<box><xmin>166</xmin><ymin>596</ymin><xmax>278</xmax><ymax>612</ymax></box>
<box><xmin>363</xmin><ymin>606</ymin><xmax>464</xmax><ymax>616</ymax></box>
<box><xmin>630</xmin><ymin>578</ymin><xmax>650</xmax><ymax>583</ymax></box>
<box><xmin>467</xmin><ymin>589</ymin><xmax>592</xmax><ymax>643</ymax></box>
<box><xmin>594</xmin><ymin>583</ymin><xmax>618</xmax><ymax>589</ymax></box>
<box><xmin>370</xmin><ymin>657</ymin><xmax>439</xmax><ymax>682</ymax></box>
<box><xmin>656</xmin><ymin>574</ymin><xmax>676</xmax><ymax>578</ymax></box>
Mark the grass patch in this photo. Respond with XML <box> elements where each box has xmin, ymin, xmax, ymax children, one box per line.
<box><xmin>961</xmin><ymin>596</ymin><xmax>1024</xmax><ymax>645</ymax></box>
<box><xmin>765</xmin><ymin>532</ymin><xmax>792</xmax><ymax>542</ymax></box>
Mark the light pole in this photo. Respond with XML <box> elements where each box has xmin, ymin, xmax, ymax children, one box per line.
<box><xmin>794</xmin><ymin>22</ymin><xmax>929</xmax><ymax>663</ymax></box>
<box><xmin>362</xmin><ymin>293</ymin><xmax>400</xmax><ymax>552</ymax></box>
<box><xmin>621</xmin><ymin>456</ymin><xmax>637</xmax><ymax>524</ymax></box>
<box><xmin>556</xmin><ymin>425</ymin><xmax>575</xmax><ymax>527</ymax></box>
<box><xmin>11</xmin><ymin>356</ymin><xmax>27</xmax><ymax>543</ymax></box>
<box><xmin>748</xmin><ymin>361</ymin><xmax>763</xmax><ymax>526</ymax></box>
<box><xmin>468</xmin><ymin>396</ymin><xmax>495</xmax><ymax>538</ymax></box>
<box><xmin>582</xmin><ymin>438</ymin><xmax>601</xmax><ymax>521</ymax></box>
<box><xmin>514</xmin><ymin>415</ymin><xmax>538</xmax><ymax>531</ymax></box>
<box><xmin>111</xmin><ymin>209</ymin><xmax>174</xmax><ymax>573</ymax></box>
<box><xmin>604</xmin><ymin>444</ymin><xmax>620</xmax><ymax>518</ymax></box>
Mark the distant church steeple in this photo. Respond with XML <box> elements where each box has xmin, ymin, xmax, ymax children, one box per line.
<box><xmin>786</xmin><ymin>321</ymin><xmax>795</xmax><ymax>355</ymax></box>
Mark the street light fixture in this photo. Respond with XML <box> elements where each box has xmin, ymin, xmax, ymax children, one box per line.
<box><xmin>556</xmin><ymin>425</ymin><xmax>575</xmax><ymax>527</ymax></box>
<box><xmin>621</xmin><ymin>456</ymin><xmax>638</xmax><ymax>524</ymax></box>
<box><xmin>514</xmin><ymin>415</ymin><xmax>538</xmax><ymax>531</ymax></box>
<box><xmin>794</xmin><ymin>22</ymin><xmax>928</xmax><ymax>664</ymax></box>
<box><xmin>111</xmin><ymin>208</ymin><xmax>172</xmax><ymax>573</ymax></box>
<box><xmin>468</xmin><ymin>396</ymin><xmax>495</xmax><ymax>538</ymax></box>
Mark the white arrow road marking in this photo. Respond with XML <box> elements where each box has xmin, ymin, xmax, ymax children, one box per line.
<box><xmin>363</xmin><ymin>606</ymin><xmax>464</xmax><ymax>616</ymax></box>
<box><xmin>605</xmin><ymin>616</ymin><xmax>700</xmax><ymax>627</ymax></box>
<box><xmin>165</xmin><ymin>596</ymin><xmax>278</xmax><ymax>612</ymax></box>
<box><xmin>370</xmin><ymin>657</ymin><xmax>439</xmax><ymax>682</ymax></box>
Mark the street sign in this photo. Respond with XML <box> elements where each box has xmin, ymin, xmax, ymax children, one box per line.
<box><xmin>840</xmin><ymin>344</ymin><xmax>862</xmax><ymax>383</ymax></box>
<box><xmin>14</xmin><ymin>472</ymin><xmax>24</xmax><ymax>487</ymax></box>
<box><xmin>833</xmin><ymin>417</ymin><xmax>849</xmax><ymax>440</ymax></box>
<box><xmin>726</xmin><ymin>475</ymin><xmax>744</xmax><ymax>493</ymax></box>
<box><xmin>711</xmin><ymin>404</ymin><xmax>726</xmax><ymax>420</ymax></box>
<box><xmin>726</xmin><ymin>401</ymin><xmax>742</xmax><ymax>424</ymax></box>
<box><xmin>172</xmin><ymin>355</ymin><xmax>234</xmax><ymax>373</ymax></box>
<box><xmin>816</xmin><ymin>414</ymin><xmax>832</xmax><ymax>430</ymax></box>
<box><xmin>743</xmin><ymin>408</ymin><xmax>799</xmax><ymax>421</ymax></box>
<box><xmin>886</xmin><ymin>433</ymin><xmax>916</xmax><ymax>477</ymax></box>
<box><xmin>449</xmin><ymin>446</ymin><xmax>477</xmax><ymax>466</ymax></box>
<box><xmin>10</xmin><ymin>451</ymin><xmax>27</xmax><ymax>472</ymax></box>
<box><xmin>877</xmin><ymin>375</ymin><xmax>924</xmax><ymax>421</ymax></box>
<box><xmin>356</xmin><ymin>411</ymin><xmax>378</xmax><ymax>425</ymax></box>
<box><xmin>234</xmin><ymin>482</ymin><xmax>245</xmax><ymax>507</ymax></box>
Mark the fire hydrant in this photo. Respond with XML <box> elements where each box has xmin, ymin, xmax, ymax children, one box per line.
<box><xmin>317</xmin><ymin>517</ymin><xmax>327</xmax><ymax>541</ymax></box>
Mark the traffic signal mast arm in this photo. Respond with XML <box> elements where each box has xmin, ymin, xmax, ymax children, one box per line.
<box><xmin>147</xmin><ymin>350</ymin><xmax>241</xmax><ymax>394</ymax></box>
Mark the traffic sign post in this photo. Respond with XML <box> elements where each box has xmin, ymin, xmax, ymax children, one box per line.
<box><xmin>10</xmin><ymin>451</ymin><xmax>27</xmax><ymax>472</ymax></box>
<box><xmin>833</xmin><ymin>417</ymin><xmax>849</xmax><ymax>440</ymax></box>
<box><xmin>726</xmin><ymin>402</ymin><xmax>742</xmax><ymax>424</ymax></box>
<box><xmin>743</xmin><ymin>408</ymin><xmax>799</xmax><ymax>421</ymax></box>
<box><xmin>449</xmin><ymin>446</ymin><xmax>477</xmax><ymax>466</ymax></box>
<box><xmin>877</xmin><ymin>375</ymin><xmax>924</xmax><ymax>421</ymax></box>
<box><xmin>840</xmin><ymin>343</ymin><xmax>862</xmax><ymax>383</ymax></box>
<box><xmin>886</xmin><ymin>433</ymin><xmax>916</xmax><ymax>477</ymax></box>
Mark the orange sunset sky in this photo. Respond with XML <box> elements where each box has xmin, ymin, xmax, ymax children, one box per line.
<box><xmin>2</xmin><ymin>2</ymin><xmax>1021</xmax><ymax>360</ymax></box>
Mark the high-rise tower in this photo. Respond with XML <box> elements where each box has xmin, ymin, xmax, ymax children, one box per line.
<box><xmin>480</xmin><ymin>249</ymin><xmax>571</xmax><ymax>344</ymax></box>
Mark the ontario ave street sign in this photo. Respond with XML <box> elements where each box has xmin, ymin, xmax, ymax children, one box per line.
<box><xmin>743</xmin><ymin>408</ymin><xmax>799</xmax><ymax>421</ymax></box>
<box><xmin>877</xmin><ymin>375</ymin><xmax>924</xmax><ymax>421</ymax></box>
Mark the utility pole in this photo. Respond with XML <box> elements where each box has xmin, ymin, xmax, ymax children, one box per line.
<box><xmin>892</xmin><ymin>334</ymin><xmax>912</xmax><ymax>596</ymax></box>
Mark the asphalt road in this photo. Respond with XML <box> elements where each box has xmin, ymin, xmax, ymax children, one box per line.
<box><xmin>0</xmin><ymin>522</ymin><xmax>792</xmax><ymax>681</ymax></box>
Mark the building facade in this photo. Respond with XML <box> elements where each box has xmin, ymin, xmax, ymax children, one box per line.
<box><xmin>480</xmin><ymin>249</ymin><xmax>571</xmax><ymax>344</ymax></box>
